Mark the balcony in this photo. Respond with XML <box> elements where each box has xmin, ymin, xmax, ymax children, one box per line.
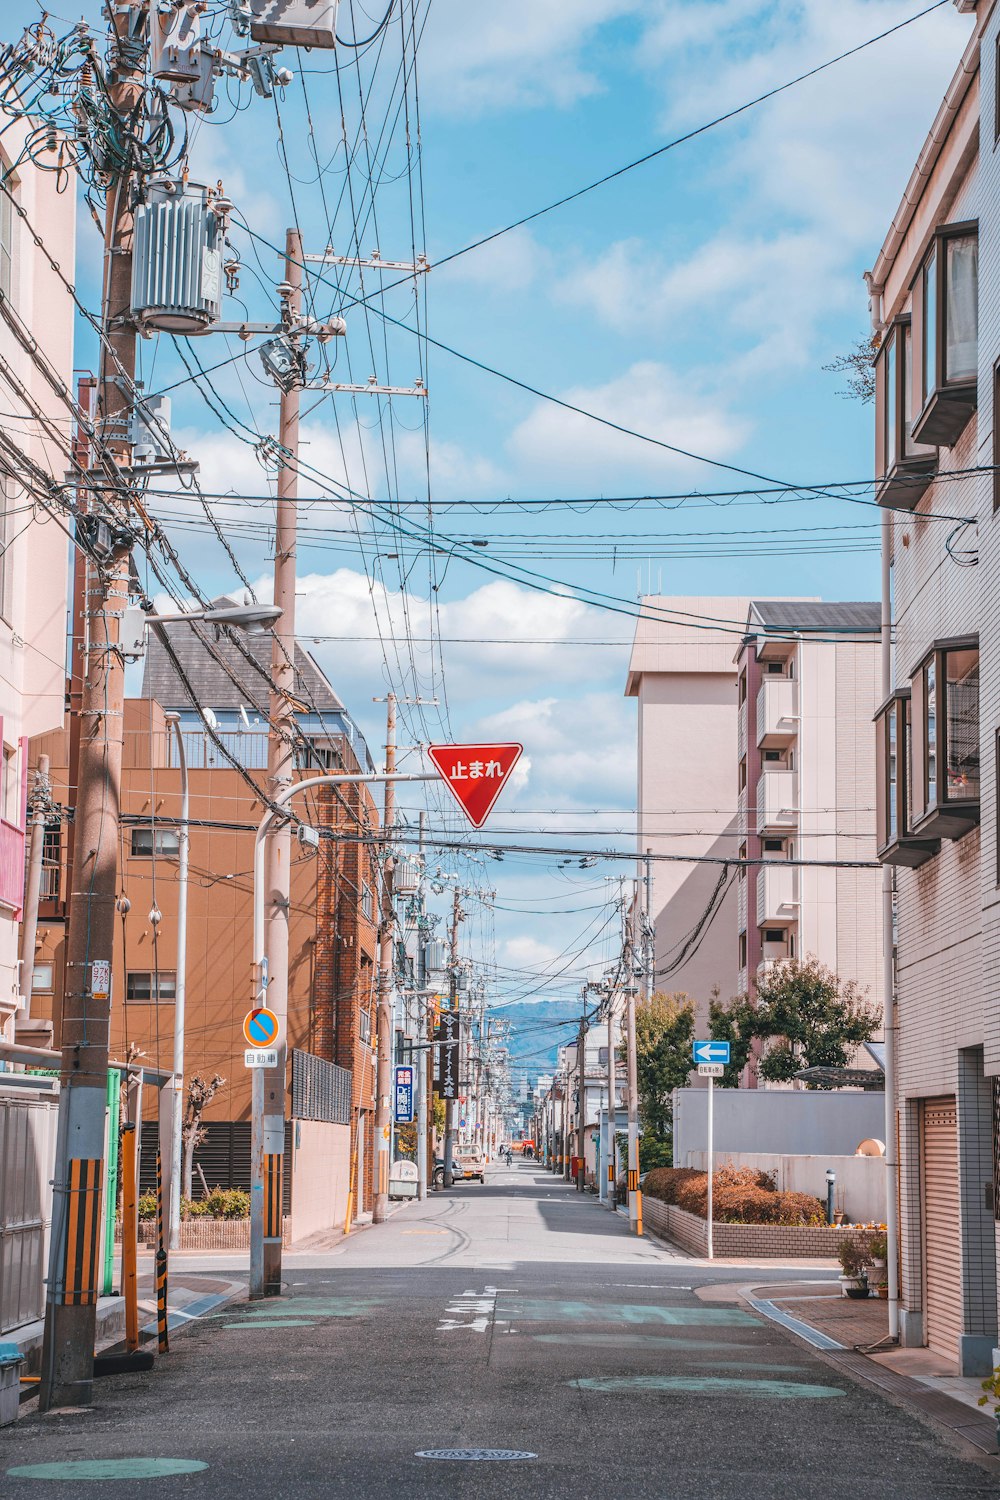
<box><xmin>737</xmin><ymin>785</ymin><xmax>748</xmax><ymax>840</ymax></box>
<box><xmin>756</xmin><ymin>862</ymin><xmax>797</xmax><ymax>926</ymax></box>
<box><xmin>738</xmin><ymin>699</ymin><xmax>747</xmax><ymax>761</ymax></box>
<box><xmin>756</xmin><ymin>771</ymin><xmax>797</xmax><ymax>837</ymax></box>
<box><xmin>757</xmin><ymin>947</ymin><xmax>791</xmax><ymax>979</ymax></box>
<box><xmin>756</xmin><ymin>678</ymin><xmax>797</xmax><ymax>749</ymax></box>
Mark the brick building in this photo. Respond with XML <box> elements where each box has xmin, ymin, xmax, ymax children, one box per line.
<box><xmin>28</xmin><ymin>610</ymin><xmax>382</xmax><ymax>1222</ymax></box>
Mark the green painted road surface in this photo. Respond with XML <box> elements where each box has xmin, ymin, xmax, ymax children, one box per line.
<box><xmin>3</xmin><ymin>1161</ymin><xmax>997</xmax><ymax>1498</ymax></box>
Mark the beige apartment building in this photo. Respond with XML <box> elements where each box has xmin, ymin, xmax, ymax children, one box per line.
<box><xmin>626</xmin><ymin>598</ymin><xmax>883</xmax><ymax>1056</ymax></box>
<box><xmin>0</xmin><ymin>124</ymin><xmax>74</xmax><ymax>1043</ymax></box>
<box><xmin>866</xmin><ymin>0</ymin><xmax>999</xmax><ymax>1374</ymax></box>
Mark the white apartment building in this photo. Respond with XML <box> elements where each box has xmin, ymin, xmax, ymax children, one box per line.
<box><xmin>866</xmin><ymin>0</ymin><xmax>998</xmax><ymax>1375</ymax></box>
<box><xmin>626</xmin><ymin>598</ymin><xmax>883</xmax><ymax>1052</ymax></box>
<box><xmin>0</xmin><ymin>126</ymin><xmax>74</xmax><ymax>1045</ymax></box>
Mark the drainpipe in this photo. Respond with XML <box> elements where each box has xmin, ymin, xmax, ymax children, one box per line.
<box><xmin>881</xmin><ymin>506</ymin><xmax>900</xmax><ymax>1341</ymax></box>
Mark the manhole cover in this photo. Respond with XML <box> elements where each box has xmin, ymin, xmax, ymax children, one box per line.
<box><xmin>415</xmin><ymin>1449</ymin><xmax>537</xmax><ymax>1462</ymax></box>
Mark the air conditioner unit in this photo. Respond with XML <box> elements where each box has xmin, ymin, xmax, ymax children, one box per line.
<box><xmin>130</xmin><ymin>179</ymin><xmax>225</xmax><ymax>334</ymax></box>
<box><xmin>250</xmin><ymin>0</ymin><xmax>339</xmax><ymax>48</ymax></box>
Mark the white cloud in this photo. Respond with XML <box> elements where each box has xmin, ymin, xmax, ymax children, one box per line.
<box><xmin>418</xmin><ymin>0</ymin><xmax>644</xmax><ymax>115</ymax></box>
<box><xmin>436</xmin><ymin>227</ymin><xmax>549</xmax><ymax>294</ymax></box>
<box><xmin>506</xmin><ymin>361</ymin><xmax>750</xmax><ymax>485</ymax></box>
<box><xmin>469</xmin><ymin>692</ymin><xmax>636</xmax><ymax>812</ymax></box>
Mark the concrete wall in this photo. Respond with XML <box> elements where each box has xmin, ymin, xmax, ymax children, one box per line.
<box><xmin>673</xmin><ymin>1087</ymin><xmax>886</xmax><ymax>1162</ymax></box>
<box><xmin>289</xmin><ymin>1118</ymin><xmax>351</xmax><ymax>1243</ymax></box>
<box><xmin>685</xmin><ymin>1149</ymin><xmax>885</xmax><ymax>1225</ymax></box>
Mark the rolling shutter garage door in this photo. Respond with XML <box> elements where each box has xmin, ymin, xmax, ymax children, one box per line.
<box><xmin>921</xmin><ymin>1096</ymin><xmax>962</xmax><ymax>1364</ymax></box>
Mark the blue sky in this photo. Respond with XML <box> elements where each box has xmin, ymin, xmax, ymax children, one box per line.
<box><xmin>8</xmin><ymin>0</ymin><xmax>973</xmax><ymax>1068</ymax></box>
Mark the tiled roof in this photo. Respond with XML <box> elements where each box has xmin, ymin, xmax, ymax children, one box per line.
<box><xmin>749</xmin><ymin>600</ymin><xmax>881</xmax><ymax>633</ymax></box>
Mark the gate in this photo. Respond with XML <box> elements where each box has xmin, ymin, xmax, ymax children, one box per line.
<box><xmin>0</xmin><ymin>1082</ymin><xmax>59</xmax><ymax>1334</ymax></box>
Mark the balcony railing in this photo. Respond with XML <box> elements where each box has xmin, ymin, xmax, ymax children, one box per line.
<box><xmin>737</xmin><ymin>785</ymin><xmax>748</xmax><ymax>839</ymax></box>
<box><xmin>0</xmin><ymin>818</ymin><xmax>25</xmax><ymax>916</ymax></box>
<box><xmin>756</xmin><ymin>771</ymin><xmax>798</xmax><ymax>837</ymax></box>
<box><xmin>737</xmin><ymin>875</ymin><xmax>747</xmax><ymax>933</ymax></box>
<box><xmin>756</xmin><ymin>861</ymin><xmax>797</xmax><ymax>926</ymax></box>
<box><xmin>738</xmin><ymin>699</ymin><xmax>747</xmax><ymax>762</ymax></box>
<box><xmin>39</xmin><ymin>864</ymin><xmax>60</xmax><ymax>902</ymax></box>
<box><xmin>756</xmin><ymin>678</ymin><xmax>798</xmax><ymax>749</ymax></box>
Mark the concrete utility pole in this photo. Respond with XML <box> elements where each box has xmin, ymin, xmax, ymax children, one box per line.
<box><xmin>373</xmin><ymin>692</ymin><xmax>397</xmax><ymax>1223</ymax></box>
<box><xmin>575</xmin><ymin>1003</ymin><xmax>587</xmax><ymax>1191</ymax></box>
<box><xmin>255</xmin><ymin>227</ymin><xmax>303</xmax><ymax>1299</ymax></box>
<box><xmin>19</xmin><ymin>754</ymin><xmax>51</xmax><ymax>1008</ymax></box>
<box><xmin>39</xmin><ymin>5</ymin><xmax>143</xmax><ymax>1411</ymax></box>
<box><xmin>164</xmin><ymin>715</ymin><xmax>189</xmax><ymax>1252</ymax></box>
<box><xmin>442</xmin><ymin>887</ymin><xmax>462</xmax><ymax>1188</ymax></box>
<box><xmin>606</xmin><ymin>990</ymin><xmax>617</xmax><ymax>1210</ymax></box>
<box><xmin>625</xmin><ymin>903</ymin><xmax>642</xmax><ymax>1235</ymax></box>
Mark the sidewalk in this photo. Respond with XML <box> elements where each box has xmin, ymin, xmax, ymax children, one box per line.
<box><xmin>11</xmin><ymin>1267</ymin><xmax>245</xmax><ymax>1377</ymax></box>
<box><xmin>740</xmin><ymin>1279</ymin><xmax>999</xmax><ymax>1461</ymax></box>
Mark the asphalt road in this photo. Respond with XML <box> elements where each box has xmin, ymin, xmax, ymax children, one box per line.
<box><xmin>3</xmin><ymin>1161</ymin><xmax>996</xmax><ymax>1498</ymax></box>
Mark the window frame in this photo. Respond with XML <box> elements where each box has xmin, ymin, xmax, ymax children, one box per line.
<box><xmin>874</xmin><ymin>690</ymin><xmax>939</xmax><ymax>866</ymax></box>
<box><xmin>129</xmin><ymin>826</ymin><xmax>181</xmax><ymax>859</ymax></box>
<box><xmin>912</xmin><ymin>220</ymin><xmax>979</xmax><ymax>448</ymax></box>
<box><xmin>125</xmin><ymin>970</ymin><xmax>177</xmax><ymax>1003</ymax></box>
<box><xmin>909</xmin><ymin>637</ymin><xmax>980</xmax><ymax>840</ymax></box>
<box><xmin>875</xmin><ymin>316</ymin><xmax>936</xmax><ymax>510</ymax></box>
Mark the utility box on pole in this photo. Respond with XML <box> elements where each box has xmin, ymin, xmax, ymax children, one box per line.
<box><xmin>250</xmin><ymin>0</ymin><xmax>339</xmax><ymax>48</ymax></box>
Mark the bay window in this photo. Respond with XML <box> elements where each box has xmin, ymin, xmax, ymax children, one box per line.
<box><xmin>875</xmin><ymin>316</ymin><xmax>936</xmax><ymax>509</ymax></box>
<box><xmin>913</xmin><ymin>222</ymin><xmax>979</xmax><ymax>447</ymax></box>
<box><xmin>874</xmin><ymin>690</ymin><xmax>939</xmax><ymax>866</ymax></box>
<box><xmin>910</xmin><ymin>639</ymin><xmax>980</xmax><ymax>839</ymax></box>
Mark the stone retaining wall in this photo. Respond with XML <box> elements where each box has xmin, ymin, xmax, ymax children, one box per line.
<box><xmin>641</xmin><ymin>1195</ymin><xmax>875</xmax><ymax>1260</ymax></box>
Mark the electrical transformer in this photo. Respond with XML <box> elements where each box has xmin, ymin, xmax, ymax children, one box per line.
<box><xmin>249</xmin><ymin>0</ymin><xmax>339</xmax><ymax>48</ymax></box>
<box><xmin>394</xmin><ymin>857</ymin><xmax>422</xmax><ymax>896</ymax></box>
<box><xmin>130</xmin><ymin>179</ymin><xmax>225</xmax><ymax>334</ymax></box>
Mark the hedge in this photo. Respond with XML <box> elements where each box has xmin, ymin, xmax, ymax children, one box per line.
<box><xmin>641</xmin><ymin>1166</ymin><xmax>825</xmax><ymax>1226</ymax></box>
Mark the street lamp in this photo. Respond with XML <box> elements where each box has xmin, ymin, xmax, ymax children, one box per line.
<box><xmin>129</xmin><ymin>599</ymin><xmax>284</xmax><ymax>1252</ymax></box>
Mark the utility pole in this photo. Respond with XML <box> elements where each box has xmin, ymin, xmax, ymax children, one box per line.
<box><xmin>625</xmin><ymin>904</ymin><xmax>642</xmax><ymax>1236</ymax></box>
<box><xmin>253</xmin><ymin>227</ymin><xmax>302</xmax><ymax>1300</ymax></box>
<box><xmin>373</xmin><ymin>693</ymin><xmax>397</xmax><ymax>1223</ymax></box>
<box><xmin>39</xmin><ymin>4</ymin><xmax>143</xmax><ymax>1411</ymax></box>
<box><xmin>19</xmin><ymin>754</ymin><xmax>51</xmax><ymax>1008</ymax></box>
<box><xmin>644</xmin><ymin>847</ymin><xmax>654</xmax><ymax>1000</ymax></box>
<box><xmin>442</xmin><ymin>887</ymin><xmax>462</xmax><ymax>1188</ymax></box>
<box><xmin>416</xmin><ymin>810</ymin><xmax>428</xmax><ymax>1200</ymax></box>
<box><xmin>575</xmin><ymin>1002</ymin><xmax>587</xmax><ymax>1191</ymax></box>
<box><xmin>606</xmin><ymin>988</ymin><xmax>617</xmax><ymax>1210</ymax></box>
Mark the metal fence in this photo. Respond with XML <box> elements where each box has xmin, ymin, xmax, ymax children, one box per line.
<box><xmin>291</xmin><ymin>1049</ymin><xmax>351</xmax><ymax>1125</ymax></box>
<box><xmin>1</xmin><ymin>1083</ymin><xmax>58</xmax><ymax>1334</ymax></box>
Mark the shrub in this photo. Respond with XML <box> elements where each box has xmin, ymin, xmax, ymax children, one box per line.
<box><xmin>838</xmin><ymin>1233</ymin><xmax>872</xmax><ymax>1278</ymax></box>
<box><xmin>637</xmin><ymin>1165</ymin><xmax>824</xmax><ymax>1226</ymax></box>
<box><xmin>137</xmin><ymin>1193</ymin><xmax>158</xmax><ymax>1221</ymax></box>
<box><xmin>203</xmin><ymin>1187</ymin><xmax>251</xmax><ymax>1219</ymax></box>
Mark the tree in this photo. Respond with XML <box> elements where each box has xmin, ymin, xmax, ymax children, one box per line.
<box><xmin>752</xmin><ymin>959</ymin><xmax>880</xmax><ymax>1084</ymax></box>
<box><xmin>632</xmin><ymin>992</ymin><xmax>695</xmax><ymax>1144</ymax></box>
<box><xmin>708</xmin><ymin>986</ymin><xmax>755</xmax><ymax>1088</ymax></box>
<box><xmin>823</xmin><ymin>334</ymin><xmax>879</xmax><ymax>404</ymax></box>
<box><xmin>182</xmin><ymin>1073</ymin><xmax>225</xmax><ymax>1198</ymax></box>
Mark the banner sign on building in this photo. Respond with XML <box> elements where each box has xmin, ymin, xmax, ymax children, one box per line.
<box><xmin>436</xmin><ymin>1011</ymin><xmax>461</xmax><ymax>1100</ymax></box>
<box><xmin>394</xmin><ymin>1065</ymin><xmax>414</xmax><ymax>1124</ymax></box>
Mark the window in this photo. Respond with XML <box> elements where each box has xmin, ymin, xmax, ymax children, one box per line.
<box><xmin>763</xmin><ymin>929</ymin><xmax>785</xmax><ymax>945</ymax></box>
<box><xmin>738</xmin><ymin>840</ymin><xmax>748</xmax><ymax>861</ymax></box>
<box><xmin>361</xmin><ymin>881</ymin><xmax>374</xmax><ymax>920</ymax></box>
<box><xmin>126</xmin><ymin>971</ymin><xmax>177</xmax><ymax>1003</ymax></box>
<box><xmin>738</xmin><ymin>932</ymin><xmax>747</xmax><ymax>968</ymax></box>
<box><xmin>130</xmin><ymin>827</ymin><xmax>180</xmax><ymax>858</ymax></box>
<box><xmin>31</xmin><ymin>962</ymin><xmax>53</xmax><ymax>992</ymax></box>
<box><xmin>875</xmin><ymin>691</ymin><xmax>939</xmax><ymax>866</ymax></box>
<box><xmin>766</xmin><ymin>661</ymin><xmax>784</xmax><ymax>675</ymax></box>
<box><xmin>738</xmin><ymin>757</ymin><xmax>747</xmax><ymax>791</ymax></box>
<box><xmin>359</xmin><ymin>1007</ymin><xmax>372</xmax><ymax>1044</ymax></box>
<box><xmin>875</xmin><ymin>317</ymin><xmax>936</xmax><ymax>509</ymax></box>
<box><xmin>763</xmin><ymin>750</ymin><xmax>782</xmax><ymax>763</ymax></box>
<box><xmin>738</xmin><ymin>673</ymin><xmax>747</xmax><ymax>705</ymax></box>
<box><xmin>913</xmin><ymin>222</ymin><xmax>979</xmax><ymax>447</ymax></box>
<box><xmin>41</xmin><ymin>822</ymin><xmax>61</xmax><ymax>900</ymax></box>
<box><xmin>910</xmin><ymin>639</ymin><xmax>980</xmax><ymax>840</ymax></box>
<box><xmin>762</xmin><ymin>837</ymin><xmax>784</xmax><ymax>853</ymax></box>
<box><xmin>1</xmin><ymin>744</ymin><xmax>16</xmax><ymax>824</ymax></box>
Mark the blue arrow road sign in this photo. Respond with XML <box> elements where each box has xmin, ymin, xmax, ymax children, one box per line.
<box><xmin>692</xmin><ymin>1039</ymin><xmax>730</xmax><ymax>1065</ymax></box>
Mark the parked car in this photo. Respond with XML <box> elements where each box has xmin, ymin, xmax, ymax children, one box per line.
<box><xmin>432</xmin><ymin>1156</ymin><xmax>464</xmax><ymax>1188</ymax></box>
<box><xmin>456</xmin><ymin>1151</ymin><xmax>486</xmax><ymax>1184</ymax></box>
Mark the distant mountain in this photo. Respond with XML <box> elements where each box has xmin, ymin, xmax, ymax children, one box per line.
<box><xmin>489</xmin><ymin>998</ymin><xmax>585</xmax><ymax>1084</ymax></box>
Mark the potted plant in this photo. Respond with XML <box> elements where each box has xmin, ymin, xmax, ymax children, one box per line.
<box><xmin>978</xmin><ymin>1363</ymin><xmax>1000</xmax><ymax>1451</ymax></box>
<box><xmin>837</xmin><ymin>1235</ymin><xmax>870</xmax><ymax>1298</ymax></box>
<box><xmin>867</xmin><ymin>1231</ymin><xmax>888</xmax><ymax>1298</ymax></box>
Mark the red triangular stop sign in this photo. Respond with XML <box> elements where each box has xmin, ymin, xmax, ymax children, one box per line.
<box><xmin>427</xmin><ymin>742</ymin><xmax>523</xmax><ymax>828</ymax></box>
